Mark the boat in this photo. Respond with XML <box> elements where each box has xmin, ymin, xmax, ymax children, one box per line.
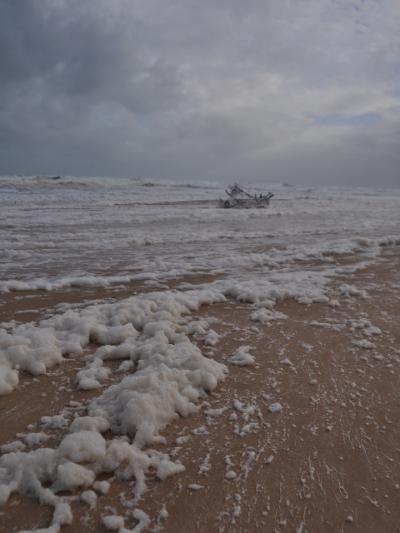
<box><xmin>218</xmin><ymin>183</ymin><xmax>274</xmax><ymax>208</ymax></box>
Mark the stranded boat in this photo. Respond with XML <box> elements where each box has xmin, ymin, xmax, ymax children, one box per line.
<box><xmin>218</xmin><ymin>183</ymin><xmax>274</xmax><ymax>209</ymax></box>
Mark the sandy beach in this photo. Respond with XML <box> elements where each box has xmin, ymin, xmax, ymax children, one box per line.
<box><xmin>1</xmin><ymin>243</ymin><xmax>399</xmax><ymax>532</ymax></box>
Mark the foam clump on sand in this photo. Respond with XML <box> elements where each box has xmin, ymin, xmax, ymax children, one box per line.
<box><xmin>0</xmin><ymin>287</ymin><xmax>226</xmax><ymax>395</ymax></box>
<box><xmin>250</xmin><ymin>308</ymin><xmax>288</xmax><ymax>324</ymax></box>
<box><xmin>69</xmin><ymin>416</ymin><xmax>110</xmax><ymax>433</ymax></box>
<box><xmin>76</xmin><ymin>361</ymin><xmax>112</xmax><ymax>390</ymax></box>
<box><xmin>55</xmin><ymin>461</ymin><xmax>96</xmax><ymax>491</ymax></box>
<box><xmin>339</xmin><ymin>284</ymin><xmax>368</xmax><ymax>299</ymax></box>
<box><xmin>0</xmin><ymin>288</ymin><xmax>228</xmax><ymax>529</ymax></box>
<box><xmin>103</xmin><ymin>515</ymin><xmax>125</xmax><ymax>530</ymax></box>
<box><xmin>80</xmin><ymin>489</ymin><xmax>97</xmax><ymax>508</ymax></box>
<box><xmin>89</xmin><ymin>343</ymin><xmax>226</xmax><ymax>446</ymax></box>
<box><xmin>0</xmin><ymin>363</ymin><xmax>19</xmax><ymax>395</ymax></box>
<box><xmin>102</xmin><ymin>509</ymin><xmax>150</xmax><ymax>532</ymax></box>
<box><xmin>58</xmin><ymin>430</ymin><xmax>106</xmax><ymax>463</ymax></box>
<box><xmin>217</xmin><ymin>270</ymin><xmax>330</xmax><ymax>307</ymax></box>
<box><xmin>0</xmin><ymin>327</ymin><xmax>63</xmax><ymax>395</ymax></box>
<box><xmin>228</xmin><ymin>346</ymin><xmax>255</xmax><ymax>366</ymax></box>
<box><xmin>268</xmin><ymin>402</ymin><xmax>283</xmax><ymax>413</ymax></box>
<box><xmin>348</xmin><ymin>318</ymin><xmax>382</xmax><ymax>336</ymax></box>
<box><xmin>0</xmin><ymin>273</ymin><xmax>148</xmax><ymax>294</ymax></box>
<box><xmin>157</xmin><ymin>458</ymin><xmax>185</xmax><ymax>480</ymax></box>
<box><xmin>204</xmin><ymin>329</ymin><xmax>221</xmax><ymax>346</ymax></box>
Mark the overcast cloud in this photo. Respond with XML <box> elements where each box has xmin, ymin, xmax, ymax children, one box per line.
<box><xmin>0</xmin><ymin>0</ymin><xmax>399</xmax><ymax>185</ymax></box>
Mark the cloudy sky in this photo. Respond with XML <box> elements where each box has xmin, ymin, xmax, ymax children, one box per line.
<box><xmin>1</xmin><ymin>0</ymin><xmax>399</xmax><ymax>185</ymax></box>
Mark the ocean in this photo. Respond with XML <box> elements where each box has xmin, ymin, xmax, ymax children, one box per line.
<box><xmin>1</xmin><ymin>175</ymin><xmax>399</xmax><ymax>292</ymax></box>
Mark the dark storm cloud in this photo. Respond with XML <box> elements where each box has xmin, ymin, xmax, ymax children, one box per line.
<box><xmin>0</xmin><ymin>0</ymin><xmax>399</xmax><ymax>185</ymax></box>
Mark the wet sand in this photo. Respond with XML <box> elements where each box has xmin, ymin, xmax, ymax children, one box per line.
<box><xmin>0</xmin><ymin>249</ymin><xmax>400</xmax><ymax>532</ymax></box>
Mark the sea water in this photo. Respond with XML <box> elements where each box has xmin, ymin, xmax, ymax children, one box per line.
<box><xmin>1</xmin><ymin>175</ymin><xmax>399</xmax><ymax>292</ymax></box>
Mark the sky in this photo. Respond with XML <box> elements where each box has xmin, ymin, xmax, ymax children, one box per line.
<box><xmin>0</xmin><ymin>0</ymin><xmax>399</xmax><ymax>186</ymax></box>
